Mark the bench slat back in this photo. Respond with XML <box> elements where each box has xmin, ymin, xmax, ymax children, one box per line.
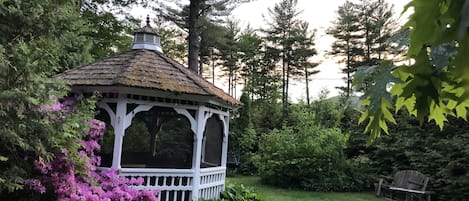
<box><xmin>392</xmin><ymin>170</ymin><xmax>429</xmax><ymax>191</ymax></box>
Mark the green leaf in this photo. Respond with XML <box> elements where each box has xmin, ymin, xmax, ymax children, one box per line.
<box><xmin>428</xmin><ymin>101</ymin><xmax>448</xmax><ymax>130</ymax></box>
<box><xmin>455</xmin><ymin>100</ymin><xmax>469</xmax><ymax>120</ymax></box>
<box><xmin>357</xmin><ymin>61</ymin><xmax>401</xmax><ymax>142</ymax></box>
<box><xmin>404</xmin><ymin>0</ymin><xmax>442</xmax><ymax>57</ymax></box>
<box><xmin>382</xmin><ymin>99</ymin><xmax>397</xmax><ymax>124</ymax></box>
<box><xmin>0</xmin><ymin>156</ymin><xmax>7</xmax><ymax>162</ymax></box>
<box><xmin>358</xmin><ymin>110</ymin><xmax>369</xmax><ymax>124</ymax></box>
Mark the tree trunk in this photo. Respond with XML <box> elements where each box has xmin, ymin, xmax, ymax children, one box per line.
<box><xmin>305</xmin><ymin>64</ymin><xmax>310</xmax><ymax>106</ymax></box>
<box><xmin>282</xmin><ymin>56</ymin><xmax>286</xmax><ymax>112</ymax></box>
<box><xmin>286</xmin><ymin>61</ymin><xmax>290</xmax><ymax>111</ymax></box>
<box><xmin>366</xmin><ymin>17</ymin><xmax>371</xmax><ymax>65</ymax></box>
<box><xmin>188</xmin><ymin>0</ymin><xmax>201</xmax><ymax>74</ymax></box>
<box><xmin>346</xmin><ymin>39</ymin><xmax>351</xmax><ymax>97</ymax></box>
<box><xmin>233</xmin><ymin>76</ymin><xmax>237</xmax><ymax>99</ymax></box>
<box><xmin>211</xmin><ymin>49</ymin><xmax>215</xmax><ymax>84</ymax></box>
<box><xmin>228</xmin><ymin>72</ymin><xmax>232</xmax><ymax>96</ymax></box>
<box><xmin>199</xmin><ymin>59</ymin><xmax>203</xmax><ymax>76</ymax></box>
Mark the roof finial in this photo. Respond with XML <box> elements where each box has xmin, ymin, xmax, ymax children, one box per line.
<box><xmin>146</xmin><ymin>15</ymin><xmax>150</xmax><ymax>27</ymax></box>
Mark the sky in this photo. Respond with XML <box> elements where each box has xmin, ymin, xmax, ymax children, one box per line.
<box><xmin>231</xmin><ymin>0</ymin><xmax>411</xmax><ymax>100</ymax></box>
<box><xmin>131</xmin><ymin>0</ymin><xmax>411</xmax><ymax>100</ymax></box>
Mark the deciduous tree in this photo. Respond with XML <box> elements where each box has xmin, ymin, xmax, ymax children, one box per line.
<box><xmin>357</xmin><ymin>0</ymin><xmax>469</xmax><ymax>141</ymax></box>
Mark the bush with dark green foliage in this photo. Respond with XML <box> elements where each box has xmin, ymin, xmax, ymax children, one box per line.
<box><xmin>254</xmin><ymin>107</ymin><xmax>375</xmax><ymax>192</ymax></box>
<box><xmin>230</xmin><ymin>92</ymin><xmax>283</xmax><ymax>175</ymax></box>
<box><xmin>0</xmin><ymin>0</ymin><xmax>141</xmax><ymax>197</ymax></box>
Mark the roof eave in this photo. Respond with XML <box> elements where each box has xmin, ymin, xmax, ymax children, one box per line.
<box><xmin>67</xmin><ymin>85</ymin><xmax>241</xmax><ymax>109</ymax></box>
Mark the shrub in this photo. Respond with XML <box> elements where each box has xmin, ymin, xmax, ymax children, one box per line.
<box><xmin>27</xmin><ymin>119</ymin><xmax>158</xmax><ymax>200</ymax></box>
<box><xmin>255</xmin><ymin>109</ymin><xmax>375</xmax><ymax>192</ymax></box>
<box><xmin>220</xmin><ymin>183</ymin><xmax>264</xmax><ymax>201</ymax></box>
<box><xmin>1</xmin><ymin>98</ymin><xmax>159</xmax><ymax>200</ymax></box>
<box><xmin>237</xmin><ymin>153</ymin><xmax>258</xmax><ymax>175</ymax></box>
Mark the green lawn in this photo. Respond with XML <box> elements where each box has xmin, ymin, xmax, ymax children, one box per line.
<box><xmin>226</xmin><ymin>176</ymin><xmax>383</xmax><ymax>201</ymax></box>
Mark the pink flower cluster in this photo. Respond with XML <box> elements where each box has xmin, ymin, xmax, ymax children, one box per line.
<box><xmin>27</xmin><ymin>100</ymin><xmax>158</xmax><ymax>200</ymax></box>
<box><xmin>40</xmin><ymin>98</ymin><xmax>75</xmax><ymax>120</ymax></box>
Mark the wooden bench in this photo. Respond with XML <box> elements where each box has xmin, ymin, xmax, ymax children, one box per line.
<box><xmin>375</xmin><ymin>170</ymin><xmax>435</xmax><ymax>201</ymax></box>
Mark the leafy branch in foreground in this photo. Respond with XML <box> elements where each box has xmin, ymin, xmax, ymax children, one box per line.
<box><xmin>354</xmin><ymin>61</ymin><xmax>398</xmax><ymax>143</ymax></box>
<box><xmin>357</xmin><ymin>0</ymin><xmax>469</xmax><ymax>142</ymax></box>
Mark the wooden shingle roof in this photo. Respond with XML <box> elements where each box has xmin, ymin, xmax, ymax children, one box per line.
<box><xmin>56</xmin><ymin>49</ymin><xmax>241</xmax><ymax>106</ymax></box>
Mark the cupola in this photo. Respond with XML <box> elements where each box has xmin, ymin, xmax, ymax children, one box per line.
<box><xmin>131</xmin><ymin>15</ymin><xmax>163</xmax><ymax>53</ymax></box>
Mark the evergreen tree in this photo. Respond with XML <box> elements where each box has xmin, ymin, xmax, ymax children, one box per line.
<box><xmin>0</xmin><ymin>0</ymin><xmax>97</xmax><ymax>194</ymax></box>
<box><xmin>328</xmin><ymin>0</ymin><xmax>396</xmax><ymax>96</ymax></box>
<box><xmin>199</xmin><ymin>19</ymin><xmax>226</xmax><ymax>79</ymax></box>
<box><xmin>358</xmin><ymin>0</ymin><xmax>395</xmax><ymax>64</ymax></box>
<box><xmin>263</xmin><ymin>0</ymin><xmax>303</xmax><ymax>117</ymax></box>
<box><xmin>327</xmin><ymin>0</ymin><xmax>362</xmax><ymax>97</ymax></box>
<box><xmin>355</xmin><ymin>0</ymin><xmax>396</xmax><ymax>92</ymax></box>
<box><xmin>219</xmin><ymin>20</ymin><xmax>241</xmax><ymax>97</ymax></box>
<box><xmin>237</xmin><ymin>27</ymin><xmax>264</xmax><ymax>101</ymax></box>
<box><xmin>292</xmin><ymin>21</ymin><xmax>320</xmax><ymax>106</ymax></box>
<box><xmin>81</xmin><ymin>5</ymin><xmax>136</xmax><ymax>61</ymax></box>
<box><xmin>153</xmin><ymin>0</ymin><xmax>246</xmax><ymax>74</ymax></box>
<box><xmin>153</xmin><ymin>16</ymin><xmax>188</xmax><ymax>63</ymax></box>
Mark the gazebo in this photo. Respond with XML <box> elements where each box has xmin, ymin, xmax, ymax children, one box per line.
<box><xmin>56</xmin><ymin>17</ymin><xmax>241</xmax><ymax>201</ymax></box>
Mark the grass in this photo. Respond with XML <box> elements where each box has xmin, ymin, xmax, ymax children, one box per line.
<box><xmin>226</xmin><ymin>176</ymin><xmax>383</xmax><ymax>201</ymax></box>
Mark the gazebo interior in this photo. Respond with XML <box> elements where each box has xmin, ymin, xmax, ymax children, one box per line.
<box><xmin>96</xmin><ymin>106</ymin><xmax>224</xmax><ymax>170</ymax></box>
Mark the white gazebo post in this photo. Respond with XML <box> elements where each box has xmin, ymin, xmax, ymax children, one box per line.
<box><xmin>111</xmin><ymin>96</ymin><xmax>127</xmax><ymax>169</ymax></box>
<box><xmin>220</xmin><ymin>113</ymin><xmax>229</xmax><ymax>168</ymax></box>
<box><xmin>192</xmin><ymin>106</ymin><xmax>207</xmax><ymax>201</ymax></box>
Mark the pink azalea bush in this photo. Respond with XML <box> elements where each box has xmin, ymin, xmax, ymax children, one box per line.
<box><xmin>26</xmin><ymin>99</ymin><xmax>158</xmax><ymax>200</ymax></box>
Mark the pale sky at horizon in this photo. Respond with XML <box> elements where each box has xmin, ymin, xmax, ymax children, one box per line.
<box><xmin>232</xmin><ymin>0</ymin><xmax>411</xmax><ymax>100</ymax></box>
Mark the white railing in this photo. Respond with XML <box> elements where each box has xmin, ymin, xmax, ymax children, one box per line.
<box><xmin>111</xmin><ymin>167</ymin><xmax>226</xmax><ymax>201</ymax></box>
<box><xmin>120</xmin><ymin>168</ymin><xmax>194</xmax><ymax>201</ymax></box>
<box><xmin>199</xmin><ymin>167</ymin><xmax>226</xmax><ymax>200</ymax></box>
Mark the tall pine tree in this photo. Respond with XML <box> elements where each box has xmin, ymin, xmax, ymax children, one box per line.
<box><xmin>263</xmin><ymin>0</ymin><xmax>303</xmax><ymax>117</ymax></box>
<box><xmin>154</xmin><ymin>0</ymin><xmax>247</xmax><ymax>74</ymax></box>
<box><xmin>219</xmin><ymin>20</ymin><xmax>241</xmax><ymax>97</ymax></box>
<box><xmin>327</xmin><ymin>0</ymin><xmax>362</xmax><ymax>97</ymax></box>
<box><xmin>328</xmin><ymin>0</ymin><xmax>396</xmax><ymax>96</ymax></box>
<box><xmin>237</xmin><ymin>27</ymin><xmax>264</xmax><ymax>101</ymax></box>
<box><xmin>292</xmin><ymin>21</ymin><xmax>320</xmax><ymax>106</ymax></box>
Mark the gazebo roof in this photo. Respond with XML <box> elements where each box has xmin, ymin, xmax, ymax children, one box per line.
<box><xmin>56</xmin><ymin>49</ymin><xmax>241</xmax><ymax>106</ymax></box>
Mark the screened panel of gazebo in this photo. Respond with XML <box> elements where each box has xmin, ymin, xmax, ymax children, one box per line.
<box><xmin>97</xmin><ymin>106</ymin><xmax>194</xmax><ymax>169</ymax></box>
<box><xmin>201</xmin><ymin>116</ymin><xmax>223</xmax><ymax>168</ymax></box>
<box><xmin>95</xmin><ymin>107</ymin><xmax>114</xmax><ymax>167</ymax></box>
